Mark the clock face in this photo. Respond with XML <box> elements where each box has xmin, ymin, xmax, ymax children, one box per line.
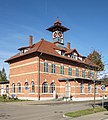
<box><xmin>58</xmin><ymin>31</ymin><xmax>63</xmax><ymax>38</ymax></box>
<box><xmin>53</xmin><ymin>31</ymin><xmax>63</xmax><ymax>39</ymax></box>
<box><xmin>53</xmin><ymin>31</ymin><xmax>58</xmax><ymax>38</ymax></box>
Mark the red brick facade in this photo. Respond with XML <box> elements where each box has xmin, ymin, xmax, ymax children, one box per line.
<box><xmin>5</xmin><ymin>20</ymin><xmax>108</xmax><ymax>101</ymax></box>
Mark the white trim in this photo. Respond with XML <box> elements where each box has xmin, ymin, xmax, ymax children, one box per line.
<box><xmin>10</xmin><ymin>71</ymin><xmax>37</xmax><ymax>77</ymax></box>
<box><xmin>18</xmin><ymin>97</ymin><xmax>38</xmax><ymax>100</ymax></box>
<box><xmin>52</xmin><ymin>80</ymin><xmax>54</xmax><ymax>82</ymax></box>
<box><xmin>72</xmin><ymin>97</ymin><xmax>102</xmax><ymax>101</ymax></box>
<box><xmin>25</xmin><ymin>79</ymin><xmax>28</xmax><ymax>82</ymax></box>
<box><xmin>40</xmin><ymin>97</ymin><xmax>54</xmax><ymax>100</ymax></box>
<box><xmin>29</xmin><ymin>93</ymin><xmax>38</xmax><ymax>95</ymax></box>
<box><xmin>10</xmin><ymin>92</ymin><xmax>24</xmax><ymax>94</ymax></box>
<box><xmin>10</xmin><ymin>61</ymin><xmax>38</xmax><ymax>69</ymax></box>
<box><xmin>18</xmin><ymin>97</ymin><xmax>54</xmax><ymax>101</ymax></box>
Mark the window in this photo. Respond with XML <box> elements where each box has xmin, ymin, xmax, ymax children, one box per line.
<box><xmin>68</xmin><ymin>67</ymin><xmax>72</xmax><ymax>76</ymax></box>
<box><xmin>71</xmin><ymin>53</ymin><xmax>78</xmax><ymax>60</ymax></box>
<box><xmin>60</xmin><ymin>65</ymin><xmax>64</xmax><ymax>75</ymax></box>
<box><xmin>50</xmin><ymin>82</ymin><xmax>55</xmax><ymax>93</ymax></box>
<box><xmin>61</xmin><ymin>51</ymin><xmax>65</xmax><ymax>56</ymax></box>
<box><xmin>12</xmin><ymin>83</ymin><xmax>15</xmax><ymax>93</ymax></box>
<box><xmin>25</xmin><ymin>82</ymin><xmax>29</xmax><ymax>90</ymax></box>
<box><xmin>80</xmin><ymin>80</ymin><xmax>84</xmax><ymax>93</ymax></box>
<box><xmin>17</xmin><ymin>82</ymin><xmax>21</xmax><ymax>93</ymax></box>
<box><xmin>88</xmin><ymin>70</ymin><xmax>91</xmax><ymax>78</ymax></box>
<box><xmin>88</xmin><ymin>82</ymin><xmax>92</xmax><ymax>93</ymax></box>
<box><xmin>44</xmin><ymin>62</ymin><xmax>48</xmax><ymax>72</ymax></box>
<box><xmin>95</xmin><ymin>85</ymin><xmax>98</xmax><ymax>93</ymax></box>
<box><xmin>92</xmin><ymin>72</ymin><xmax>94</xmax><ymax>79</ymax></box>
<box><xmin>76</xmin><ymin>68</ymin><xmax>79</xmax><ymax>77</ymax></box>
<box><xmin>31</xmin><ymin>81</ymin><xmax>35</xmax><ymax>93</ymax></box>
<box><xmin>6</xmin><ymin>85</ymin><xmax>9</xmax><ymax>93</ymax></box>
<box><xmin>42</xmin><ymin>82</ymin><xmax>48</xmax><ymax>93</ymax></box>
<box><xmin>82</xmin><ymin>70</ymin><xmax>85</xmax><ymax>78</ymax></box>
<box><xmin>51</xmin><ymin>64</ymin><xmax>56</xmax><ymax>73</ymax></box>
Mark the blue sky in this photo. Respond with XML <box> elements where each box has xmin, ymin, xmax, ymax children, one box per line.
<box><xmin>0</xmin><ymin>0</ymin><xmax>108</xmax><ymax>78</ymax></box>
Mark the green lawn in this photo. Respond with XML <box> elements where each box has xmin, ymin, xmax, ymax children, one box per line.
<box><xmin>65</xmin><ymin>107</ymin><xmax>107</xmax><ymax>118</ymax></box>
<box><xmin>0</xmin><ymin>96</ymin><xmax>29</xmax><ymax>102</ymax></box>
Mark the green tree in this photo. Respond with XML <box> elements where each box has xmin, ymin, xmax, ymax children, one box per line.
<box><xmin>87</xmin><ymin>50</ymin><xmax>104</xmax><ymax>71</ymax></box>
<box><xmin>0</xmin><ymin>67</ymin><xmax>7</xmax><ymax>81</ymax></box>
<box><xmin>101</xmin><ymin>75</ymin><xmax>108</xmax><ymax>85</ymax></box>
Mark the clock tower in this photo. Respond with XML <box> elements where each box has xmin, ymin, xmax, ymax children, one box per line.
<box><xmin>46</xmin><ymin>20</ymin><xmax>69</xmax><ymax>47</ymax></box>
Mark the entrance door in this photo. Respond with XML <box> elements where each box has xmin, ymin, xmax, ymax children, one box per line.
<box><xmin>65</xmin><ymin>81</ymin><xmax>71</xmax><ymax>97</ymax></box>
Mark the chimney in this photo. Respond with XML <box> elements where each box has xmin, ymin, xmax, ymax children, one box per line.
<box><xmin>29</xmin><ymin>35</ymin><xmax>33</xmax><ymax>46</ymax></box>
<box><xmin>67</xmin><ymin>42</ymin><xmax>71</xmax><ymax>49</ymax></box>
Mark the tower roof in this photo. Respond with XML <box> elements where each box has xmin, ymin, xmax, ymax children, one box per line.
<box><xmin>46</xmin><ymin>19</ymin><xmax>69</xmax><ymax>32</ymax></box>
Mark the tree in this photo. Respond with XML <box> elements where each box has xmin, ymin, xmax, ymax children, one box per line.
<box><xmin>87</xmin><ymin>50</ymin><xmax>104</xmax><ymax>71</ymax></box>
<box><xmin>101</xmin><ymin>75</ymin><xmax>108</xmax><ymax>85</ymax></box>
<box><xmin>0</xmin><ymin>67</ymin><xmax>7</xmax><ymax>81</ymax></box>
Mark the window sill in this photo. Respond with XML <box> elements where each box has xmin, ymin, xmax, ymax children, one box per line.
<box><xmin>41</xmin><ymin>93</ymin><xmax>53</xmax><ymax>94</ymax></box>
<box><xmin>29</xmin><ymin>93</ymin><xmax>36</xmax><ymax>94</ymax></box>
<box><xmin>80</xmin><ymin>93</ymin><xmax>85</xmax><ymax>94</ymax></box>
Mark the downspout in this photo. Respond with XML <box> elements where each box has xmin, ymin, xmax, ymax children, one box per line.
<box><xmin>38</xmin><ymin>52</ymin><xmax>42</xmax><ymax>100</ymax></box>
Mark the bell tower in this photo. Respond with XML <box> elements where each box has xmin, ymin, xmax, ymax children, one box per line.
<box><xmin>46</xmin><ymin>20</ymin><xmax>69</xmax><ymax>47</ymax></box>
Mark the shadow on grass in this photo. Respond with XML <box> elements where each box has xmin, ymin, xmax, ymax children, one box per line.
<box><xmin>92</xmin><ymin>101</ymin><xmax>108</xmax><ymax>111</ymax></box>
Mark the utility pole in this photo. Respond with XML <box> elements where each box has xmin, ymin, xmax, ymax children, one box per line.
<box><xmin>93</xmin><ymin>80</ymin><xmax>96</xmax><ymax>111</ymax></box>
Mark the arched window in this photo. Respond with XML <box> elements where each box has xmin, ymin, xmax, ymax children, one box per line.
<box><xmin>88</xmin><ymin>82</ymin><xmax>92</xmax><ymax>93</ymax></box>
<box><xmin>12</xmin><ymin>83</ymin><xmax>15</xmax><ymax>93</ymax></box>
<box><xmin>17</xmin><ymin>82</ymin><xmax>21</xmax><ymax>93</ymax></box>
<box><xmin>95</xmin><ymin>85</ymin><xmax>98</xmax><ymax>93</ymax></box>
<box><xmin>50</xmin><ymin>82</ymin><xmax>55</xmax><ymax>93</ymax></box>
<box><xmin>31</xmin><ymin>81</ymin><xmax>35</xmax><ymax>93</ymax></box>
<box><xmin>42</xmin><ymin>82</ymin><xmax>48</xmax><ymax>93</ymax></box>
<box><xmin>25</xmin><ymin>82</ymin><xmax>29</xmax><ymax>90</ymax></box>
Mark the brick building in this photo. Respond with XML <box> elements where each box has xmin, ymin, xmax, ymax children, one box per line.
<box><xmin>5</xmin><ymin>20</ymin><xmax>106</xmax><ymax>101</ymax></box>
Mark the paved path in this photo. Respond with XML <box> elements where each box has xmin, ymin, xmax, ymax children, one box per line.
<box><xmin>0</xmin><ymin>100</ymin><xmax>108</xmax><ymax>120</ymax></box>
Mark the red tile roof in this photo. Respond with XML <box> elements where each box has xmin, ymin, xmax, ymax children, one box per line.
<box><xmin>5</xmin><ymin>39</ymin><xmax>98</xmax><ymax>68</ymax></box>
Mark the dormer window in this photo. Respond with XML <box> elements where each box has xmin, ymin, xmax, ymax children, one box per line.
<box><xmin>72</xmin><ymin>55</ymin><xmax>77</xmax><ymax>60</ymax></box>
<box><xmin>20</xmin><ymin>50</ymin><xmax>24</xmax><ymax>54</ymax></box>
<box><xmin>61</xmin><ymin>51</ymin><xmax>65</xmax><ymax>56</ymax></box>
<box><xmin>55</xmin><ymin>50</ymin><xmax>65</xmax><ymax>56</ymax></box>
<box><xmin>20</xmin><ymin>49</ymin><xmax>29</xmax><ymax>55</ymax></box>
<box><xmin>24</xmin><ymin>49</ymin><xmax>28</xmax><ymax>53</ymax></box>
<box><xmin>71</xmin><ymin>52</ymin><xmax>78</xmax><ymax>60</ymax></box>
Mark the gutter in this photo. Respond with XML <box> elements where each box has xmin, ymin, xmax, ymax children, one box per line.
<box><xmin>38</xmin><ymin>52</ymin><xmax>42</xmax><ymax>100</ymax></box>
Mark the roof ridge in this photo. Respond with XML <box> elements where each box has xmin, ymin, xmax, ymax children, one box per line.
<box><xmin>36</xmin><ymin>39</ymin><xmax>44</xmax><ymax>51</ymax></box>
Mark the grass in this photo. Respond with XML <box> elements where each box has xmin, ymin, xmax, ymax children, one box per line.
<box><xmin>65</xmin><ymin>107</ymin><xmax>108</xmax><ymax>118</ymax></box>
<box><xmin>0</xmin><ymin>96</ymin><xmax>30</xmax><ymax>102</ymax></box>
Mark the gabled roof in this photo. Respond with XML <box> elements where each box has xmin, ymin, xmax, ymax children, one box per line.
<box><xmin>65</xmin><ymin>48</ymin><xmax>81</xmax><ymax>57</ymax></box>
<box><xmin>5</xmin><ymin>39</ymin><xmax>98</xmax><ymax>68</ymax></box>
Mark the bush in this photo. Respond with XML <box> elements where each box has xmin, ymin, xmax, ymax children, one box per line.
<box><xmin>3</xmin><ymin>94</ymin><xmax>7</xmax><ymax>101</ymax></box>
